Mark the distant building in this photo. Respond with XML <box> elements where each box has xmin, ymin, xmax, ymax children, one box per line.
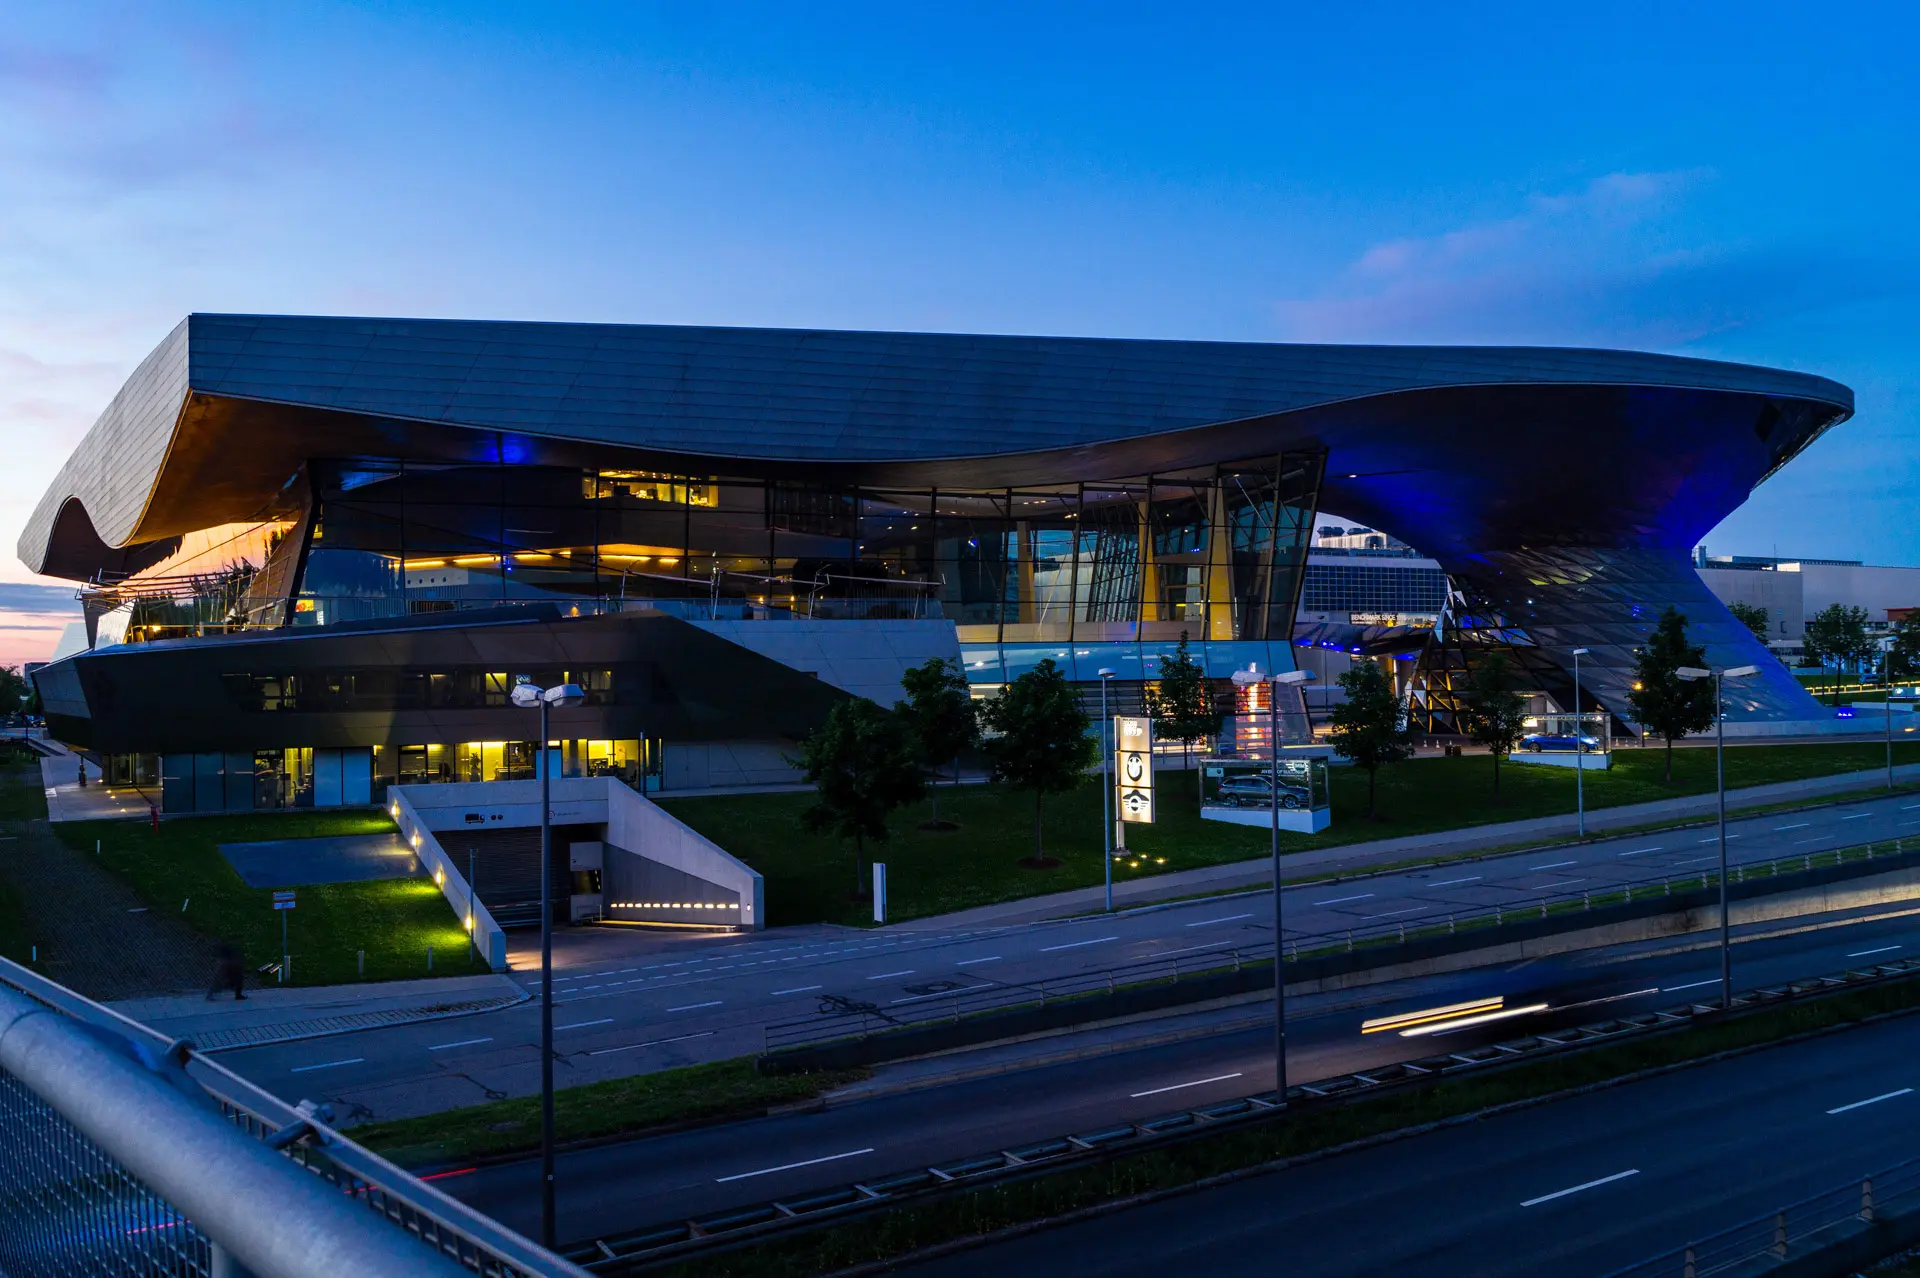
<box><xmin>1694</xmin><ymin>551</ymin><xmax>1920</xmax><ymax>652</ymax></box>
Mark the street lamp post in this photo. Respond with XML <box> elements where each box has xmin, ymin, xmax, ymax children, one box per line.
<box><xmin>1571</xmin><ymin>647</ymin><xmax>1590</xmax><ymax>839</ymax></box>
<box><xmin>1676</xmin><ymin>663</ymin><xmax>1758</xmax><ymax>1010</ymax></box>
<box><xmin>1231</xmin><ymin>665</ymin><xmax>1313</xmax><ymax>1100</ymax></box>
<box><xmin>511</xmin><ymin>678</ymin><xmax>586</xmax><ymax>1249</ymax></box>
<box><xmin>1885</xmin><ymin>642</ymin><xmax>1896</xmax><ymax>791</ymax></box>
<box><xmin>1098</xmin><ymin>668</ymin><xmax>1117</xmax><ymax>912</ymax></box>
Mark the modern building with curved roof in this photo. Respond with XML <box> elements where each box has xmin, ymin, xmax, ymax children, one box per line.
<box><xmin>22</xmin><ymin>314</ymin><xmax>1852</xmax><ymax>817</ymax></box>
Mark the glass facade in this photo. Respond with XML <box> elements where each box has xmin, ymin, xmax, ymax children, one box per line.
<box><xmin>267</xmin><ymin>453</ymin><xmax>1326</xmax><ymax>685</ymax></box>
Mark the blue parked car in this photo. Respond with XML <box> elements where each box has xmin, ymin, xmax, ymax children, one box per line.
<box><xmin>1521</xmin><ymin>732</ymin><xmax>1602</xmax><ymax>752</ymax></box>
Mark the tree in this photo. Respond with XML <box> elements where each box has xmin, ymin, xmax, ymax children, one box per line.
<box><xmin>0</xmin><ymin>666</ymin><xmax>32</xmax><ymax>716</ymax></box>
<box><xmin>1627</xmin><ymin>606</ymin><xmax>1717</xmax><ymax>782</ymax></box>
<box><xmin>1459</xmin><ymin>652</ymin><xmax>1530</xmax><ymax>799</ymax></box>
<box><xmin>1726</xmin><ymin>601</ymin><xmax>1769</xmax><ymax>642</ymax></box>
<box><xmin>1327</xmin><ymin>658</ymin><xmax>1414</xmax><ymax>819</ymax></box>
<box><xmin>1889</xmin><ymin>613</ymin><xmax>1920</xmax><ymax>681</ymax></box>
<box><xmin>1804</xmin><ymin>603</ymin><xmax>1874</xmax><ymax>705</ymax></box>
<box><xmin>895</xmin><ymin>657</ymin><xmax>978</xmax><ymax>829</ymax></box>
<box><xmin>979</xmin><ymin>658</ymin><xmax>1096</xmax><ymax>866</ymax></box>
<box><xmin>1145</xmin><ymin>631</ymin><xmax>1222</xmax><ymax>805</ymax></box>
<box><xmin>791</xmin><ymin>699</ymin><xmax>925</xmax><ymax>895</ymax></box>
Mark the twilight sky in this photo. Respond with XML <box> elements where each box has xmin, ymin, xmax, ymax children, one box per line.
<box><xmin>2</xmin><ymin>1</ymin><xmax>1916</xmax><ymax>667</ymax></box>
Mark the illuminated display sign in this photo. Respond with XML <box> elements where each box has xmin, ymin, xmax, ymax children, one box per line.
<box><xmin>1115</xmin><ymin>715</ymin><xmax>1154</xmax><ymax>824</ymax></box>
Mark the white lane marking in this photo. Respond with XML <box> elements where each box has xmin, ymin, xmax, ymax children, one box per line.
<box><xmin>1530</xmin><ymin>860</ymin><xmax>1577</xmax><ymax>870</ymax></box>
<box><xmin>1697</xmin><ymin>835</ymin><xmax>1741</xmax><ymax>843</ymax></box>
<box><xmin>1313</xmin><ymin>893</ymin><xmax>1375</xmax><ymax>906</ymax></box>
<box><xmin>1154</xmin><ymin>940</ymin><xmax>1237</xmax><ymax>958</ymax></box>
<box><xmin>1902</xmin><ymin>803</ymin><xmax>1920</xmax><ymax>810</ymax></box>
<box><xmin>427</xmin><ymin>1037</ymin><xmax>494</xmax><ymax>1052</ymax></box>
<box><xmin>1843</xmin><ymin>813</ymin><xmax>1874</xmax><ymax>820</ymax></box>
<box><xmin>1828</xmin><ymin>1088</ymin><xmax>1914</xmax><ymax>1115</ymax></box>
<box><xmin>1776</xmin><ymin>822</ymin><xmax>1811</xmax><ymax>831</ymax></box>
<box><xmin>1364</xmin><ymin>906</ymin><xmax>1426</xmax><ymax>919</ymax></box>
<box><xmin>1430</xmin><ymin>875</ymin><xmax>1482</xmax><ymax>887</ymax></box>
<box><xmin>291</xmin><ymin>1058</ymin><xmax>363</xmax><ymax>1073</ymax></box>
<box><xmin>1663</xmin><ymin>979</ymin><xmax>1721</xmax><ymax>993</ymax></box>
<box><xmin>772</xmin><ymin>985</ymin><xmax>823</xmax><ymax>996</ymax></box>
<box><xmin>1849</xmin><ymin>945</ymin><xmax>1903</xmax><ymax>958</ymax></box>
<box><xmin>1619</xmin><ymin>847</ymin><xmax>1661</xmax><ymax>856</ymax></box>
<box><xmin>667</xmin><ymin>1001</ymin><xmax>722</xmax><ymax>1012</ymax></box>
<box><xmin>589</xmin><ymin>1030</ymin><xmax>715</xmax><ymax>1056</ymax></box>
<box><xmin>556</xmin><ymin>1018</ymin><xmax>614</xmax><ymax>1031</ymax></box>
<box><xmin>1521</xmin><ymin>1168</ymin><xmax>1640</xmax><ymax>1207</ymax></box>
<box><xmin>865</xmin><ymin>970</ymin><xmax>916</xmax><ymax>980</ymax></box>
<box><xmin>1793</xmin><ymin>836</ymin><xmax>1823</xmax><ymax>844</ymax></box>
<box><xmin>715</xmin><ymin>1147</ymin><xmax>875</xmax><ymax>1183</ymax></box>
<box><xmin>1130</xmin><ymin>1072</ymin><xmax>1244</xmax><ymax>1099</ymax></box>
<box><xmin>1185</xmin><ymin>913</ymin><xmax>1254</xmax><ymax>928</ymax></box>
<box><xmin>1040</xmin><ymin>936</ymin><xmax>1119</xmax><ymax>952</ymax></box>
<box><xmin>954</xmin><ymin>956</ymin><xmax>1003</xmax><ymax>966</ymax></box>
<box><xmin>1674</xmin><ymin>856</ymin><xmax>1715</xmax><ymax>866</ymax></box>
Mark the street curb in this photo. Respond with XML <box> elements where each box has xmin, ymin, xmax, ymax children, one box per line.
<box><xmin>822</xmin><ymin>983</ymin><xmax>1920</xmax><ymax>1277</ymax></box>
<box><xmin>191</xmin><ymin>987</ymin><xmax>532</xmax><ymax>1055</ymax></box>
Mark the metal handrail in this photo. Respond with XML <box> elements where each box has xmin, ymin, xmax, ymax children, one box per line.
<box><xmin>1607</xmin><ymin>1154</ymin><xmax>1920</xmax><ymax>1276</ymax></box>
<box><xmin>0</xmin><ymin>955</ymin><xmax>589</xmax><ymax>1278</ymax></box>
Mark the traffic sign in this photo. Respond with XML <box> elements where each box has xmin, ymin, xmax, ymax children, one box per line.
<box><xmin>272</xmin><ymin>890</ymin><xmax>296</xmax><ymax>911</ymax></box>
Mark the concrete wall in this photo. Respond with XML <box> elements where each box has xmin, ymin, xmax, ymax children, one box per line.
<box><xmin>386</xmin><ymin>787</ymin><xmax>508</xmax><ymax>970</ymax></box>
<box><xmin>1697</xmin><ymin>566</ymin><xmax>1805</xmax><ymax>642</ymax></box>
<box><xmin>662</xmin><ymin>740</ymin><xmax>801</xmax><ymax>791</ymax></box>
<box><xmin>392</xmin><ymin>775</ymin><xmax>765</xmax><ymax>930</ymax></box>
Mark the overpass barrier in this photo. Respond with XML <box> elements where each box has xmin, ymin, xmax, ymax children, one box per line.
<box><xmin>0</xmin><ymin>954</ymin><xmax>587</xmax><ymax>1278</ymax></box>
<box><xmin>1608</xmin><ymin>1154</ymin><xmax>1920</xmax><ymax>1277</ymax></box>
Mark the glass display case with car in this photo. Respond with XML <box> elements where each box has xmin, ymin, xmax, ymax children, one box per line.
<box><xmin>1511</xmin><ymin>711</ymin><xmax>1610</xmax><ymax>770</ymax></box>
<box><xmin>1200</xmin><ymin>755</ymin><xmax>1331</xmax><ymax>832</ymax></box>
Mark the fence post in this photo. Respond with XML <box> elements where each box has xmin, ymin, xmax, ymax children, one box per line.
<box><xmin>1397</xmin><ymin>924</ymin><xmax>1405</xmax><ymax>943</ymax></box>
<box><xmin>1664</xmin><ymin>876</ymin><xmax>1670</xmax><ymax>896</ymax></box>
<box><xmin>1449</xmin><ymin>913</ymin><xmax>1456</xmax><ymax>935</ymax></box>
<box><xmin>1582</xmin><ymin>890</ymin><xmax>1590</xmax><ymax>910</ymax></box>
<box><xmin>1346</xmin><ymin>929</ymin><xmax>1353</xmax><ymax>953</ymax></box>
<box><xmin>1539</xmin><ymin>901</ymin><xmax>1547</xmax><ymax>919</ymax></box>
<box><xmin>1683</xmin><ymin>1246</ymin><xmax>1696</xmax><ymax>1278</ymax></box>
<box><xmin>1862</xmin><ymin>1176</ymin><xmax>1875</xmax><ymax>1222</ymax></box>
<box><xmin>357</xmin><ymin>949</ymin><xmax>364</xmax><ymax>978</ymax></box>
<box><xmin>427</xmin><ymin>945</ymin><xmax>434</xmax><ymax>973</ymax></box>
<box><xmin>1772</xmin><ymin>1210</ymin><xmax>1787</xmax><ymax>1257</ymax></box>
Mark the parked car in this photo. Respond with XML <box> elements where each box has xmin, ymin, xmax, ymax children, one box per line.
<box><xmin>1521</xmin><ymin>732</ymin><xmax>1602</xmax><ymax>752</ymax></box>
<box><xmin>1214</xmin><ymin>773</ymin><xmax>1313</xmax><ymax>809</ymax></box>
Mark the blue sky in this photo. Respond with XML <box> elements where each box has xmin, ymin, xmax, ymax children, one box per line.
<box><xmin>1</xmin><ymin>2</ymin><xmax>1916</xmax><ymax>661</ymax></box>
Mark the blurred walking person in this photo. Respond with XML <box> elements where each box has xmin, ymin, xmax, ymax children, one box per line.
<box><xmin>206</xmin><ymin>940</ymin><xmax>246</xmax><ymax>1001</ymax></box>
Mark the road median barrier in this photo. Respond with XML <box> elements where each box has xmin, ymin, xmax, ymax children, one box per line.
<box><xmin>577</xmin><ymin>954</ymin><xmax>1920</xmax><ymax>1275</ymax></box>
<box><xmin>759</xmin><ymin>837</ymin><xmax>1920</xmax><ymax>1075</ymax></box>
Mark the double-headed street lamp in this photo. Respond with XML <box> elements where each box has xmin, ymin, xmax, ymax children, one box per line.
<box><xmin>1675</xmin><ymin>663</ymin><xmax>1759</xmax><ymax>1011</ymax></box>
<box><xmin>510</xmin><ymin>678</ymin><xmax>586</xmax><ymax>1249</ymax></box>
<box><xmin>1229</xmin><ymin>665</ymin><xmax>1314</xmax><ymax>1100</ymax></box>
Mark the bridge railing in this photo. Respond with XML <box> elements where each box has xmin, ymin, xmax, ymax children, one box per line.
<box><xmin>0</xmin><ymin>954</ymin><xmax>587</xmax><ymax>1278</ymax></box>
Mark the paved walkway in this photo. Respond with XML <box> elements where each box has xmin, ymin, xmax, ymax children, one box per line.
<box><xmin>36</xmin><ymin>742</ymin><xmax>156</xmax><ymax>823</ymax></box>
<box><xmin>112</xmin><ymin>973</ymin><xmax>529</xmax><ymax>1052</ymax></box>
<box><xmin>906</xmin><ymin>761</ymin><xmax>1920</xmax><ymax>929</ymax></box>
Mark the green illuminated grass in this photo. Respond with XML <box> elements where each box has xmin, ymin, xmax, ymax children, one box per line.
<box><xmin>57</xmin><ymin>812</ymin><xmax>481</xmax><ymax>986</ymax></box>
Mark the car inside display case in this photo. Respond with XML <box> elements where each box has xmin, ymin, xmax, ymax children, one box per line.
<box><xmin>1511</xmin><ymin>711</ymin><xmax>1611</xmax><ymax>770</ymax></box>
<box><xmin>1200</xmin><ymin>755</ymin><xmax>1332</xmax><ymax>832</ymax></box>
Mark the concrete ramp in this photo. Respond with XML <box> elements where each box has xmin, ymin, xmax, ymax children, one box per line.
<box><xmin>390</xmin><ymin>777</ymin><xmax>763</xmax><ymax>939</ymax></box>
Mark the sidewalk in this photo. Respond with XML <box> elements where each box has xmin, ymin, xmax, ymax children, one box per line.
<box><xmin>37</xmin><ymin>743</ymin><xmax>155</xmax><ymax>823</ymax></box>
<box><xmin>110</xmin><ymin>972</ymin><xmax>530</xmax><ymax>1053</ymax></box>
<box><xmin>904</xmin><ymin>761</ymin><xmax>1920</xmax><ymax>929</ymax></box>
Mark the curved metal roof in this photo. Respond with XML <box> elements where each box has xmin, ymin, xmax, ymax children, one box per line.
<box><xmin>19</xmin><ymin>313</ymin><xmax>1853</xmax><ymax>579</ymax></box>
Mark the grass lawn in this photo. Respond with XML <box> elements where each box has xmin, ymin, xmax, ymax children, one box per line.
<box><xmin>0</xmin><ymin>762</ymin><xmax>47</xmax><ymax>965</ymax></box>
<box><xmin>351</xmin><ymin>1058</ymin><xmax>869</xmax><ymax>1167</ymax></box>
<box><xmin>662</xmin><ymin>740</ymin><xmax>1920</xmax><ymax>927</ymax></box>
<box><xmin>57</xmin><ymin>812</ymin><xmax>483</xmax><ymax>986</ymax></box>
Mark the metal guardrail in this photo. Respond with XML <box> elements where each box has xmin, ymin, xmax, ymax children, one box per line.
<box><xmin>0</xmin><ymin>955</ymin><xmax>589</xmax><ymax>1278</ymax></box>
<box><xmin>1607</xmin><ymin>1153</ymin><xmax>1920</xmax><ymax>1277</ymax></box>
<box><xmin>762</xmin><ymin>836</ymin><xmax>1920</xmax><ymax>1057</ymax></box>
<box><xmin>598</xmin><ymin>954</ymin><xmax>1920</xmax><ymax>1273</ymax></box>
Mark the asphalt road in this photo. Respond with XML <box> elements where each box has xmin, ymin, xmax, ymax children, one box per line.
<box><xmin>224</xmin><ymin>786</ymin><xmax>1920</xmax><ymax>1124</ymax></box>
<box><xmin>436</xmin><ymin>909</ymin><xmax>1920</xmax><ymax>1247</ymax></box>
<box><xmin>901</xmin><ymin>993</ymin><xmax>1920</xmax><ymax>1277</ymax></box>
